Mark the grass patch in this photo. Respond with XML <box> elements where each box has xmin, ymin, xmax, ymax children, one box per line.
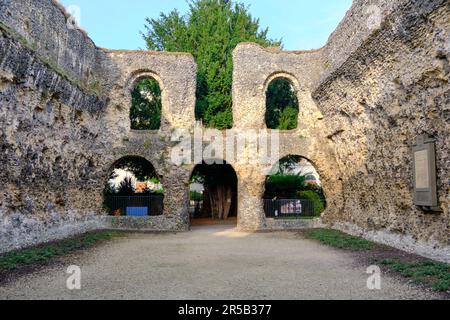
<box><xmin>381</xmin><ymin>259</ymin><xmax>450</xmax><ymax>292</ymax></box>
<box><xmin>273</xmin><ymin>216</ymin><xmax>319</xmax><ymax>220</ymax></box>
<box><xmin>0</xmin><ymin>231</ymin><xmax>122</xmax><ymax>272</ymax></box>
<box><xmin>305</xmin><ymin>229</ymin><xmax>374</xmax><ymax>251</ymax></box>
<box><xmin>304</xmin><ymin>229</ymin><xmax>449</xmax><ymax>294</ymax></box>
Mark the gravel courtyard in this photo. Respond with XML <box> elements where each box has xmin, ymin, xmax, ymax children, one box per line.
<box><xmin>0</xmin><ymin>225</ymin><xmax>443</xmax><ymax>300</ymax></box>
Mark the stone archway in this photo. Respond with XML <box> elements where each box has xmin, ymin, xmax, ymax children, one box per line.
<box><xmin>263</xmin><ymin>155</ymin><xmax>327</xmax><ymax>219</ymax></box>
<box><xmin>103</xmin><ymin>156</ymin><xmax>164</xmax><ymax>217</ymax></box>
<box><xmin>189</xmin><ymin>160</ymin><xmax>238</xmax><ymax>225</ymax></box>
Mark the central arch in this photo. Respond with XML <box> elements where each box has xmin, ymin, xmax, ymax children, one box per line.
<box><xmin>189</xmin><ymin>160</ymin><xmax>238</xmax><ymax>226</ymax></box>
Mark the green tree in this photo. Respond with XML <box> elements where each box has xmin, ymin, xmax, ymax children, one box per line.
<box><xmin>110</xmin><ymin>156</ymin><xmax>158</xmax><ymax>182</ymax></box>
<box><xmin>143</xmin><ymin>0</ymin><xmax>281</xmax><ymax>129</ymax></box>
<box><xmin>265</xmin><ymin>77</ymin><xmax>299</xmax><ymax>129</ymax></box>
<box><xmin>130</xmin><ymin>78</ymin><xmax>162</xmax><ymax>130</ymax></box>
<box><xmin>278</xmin><ymin>106</ymin><xmax>299</xmax><ymax>130</ymax></box>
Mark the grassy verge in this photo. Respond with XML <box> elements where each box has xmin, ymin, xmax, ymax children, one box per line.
<box><xmin>0</xmin><ymin>231</ymin><xmax>122</xmax><ymax>272</ymax></box>
<box><xmin>381</xmin><ymin>259</ymin><xmax>450</xmax><ymax>292</ymax></box>
<box><xmin>273</xmin><ymin>216</ymin><xmax>320</xmax><ymax>220</ymax></box>
<box><xmin>305</xmin><ymin>229</ymin><xmax>374</xmax><ymax>251</ymax></box>
<box><xmin>304</xmin><ymin>228</ymin><xmax>450</xmax><ymax>293</ymax></box>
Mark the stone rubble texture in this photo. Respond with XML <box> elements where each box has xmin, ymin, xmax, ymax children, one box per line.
<box><xmin>0</xmin><ymin>0</ymin><xmax>448</xmax><ymax>262</ymax></box>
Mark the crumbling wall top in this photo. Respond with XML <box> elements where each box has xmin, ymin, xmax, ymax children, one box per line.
<box><xmin>0</xmin><ymin>0</ymin><xmax>106</xmax><ymax>93</ymax></box>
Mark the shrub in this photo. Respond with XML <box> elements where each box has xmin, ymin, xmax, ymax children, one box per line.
<box><xmin>265</xmin><ymin>174</ymin><xmax>305</xmax><ymax>199</ymax></box>
<box><xmin>297</xmin><ymin>190</ymin><xmax>325</xmax><ymax>215</ymax></box>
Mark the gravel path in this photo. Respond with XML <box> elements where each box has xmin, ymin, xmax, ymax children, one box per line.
<box><xmin>0</xmin><ymin>225</ymin><xmax>443</xmax><ymax>300</ymax></box>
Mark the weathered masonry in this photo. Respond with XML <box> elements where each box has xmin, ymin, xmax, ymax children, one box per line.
<box><xmin>0</xmin><ymin>0</ymin><xmax>448</xmax><ymax>262</ymax></box>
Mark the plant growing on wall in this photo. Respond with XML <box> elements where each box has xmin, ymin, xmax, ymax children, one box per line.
<box><xmin>143</xmin><ymin>0</ymin><xmax>281</xmax><ymax>129</ymax></box>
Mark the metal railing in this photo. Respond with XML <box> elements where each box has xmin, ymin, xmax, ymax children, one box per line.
<box><xmin>264</xmin><ymin>199</ymin><xmax>316</xmax><ymax>219</ymax></box>
<box><xmin>104</xmin><ymin>195</ymin><xmax>164</xmax><ymax>216</ymax></box>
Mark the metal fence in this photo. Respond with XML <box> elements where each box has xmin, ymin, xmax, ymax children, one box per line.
<box><xmin>264</xmin><ymin>199</ymin><xmax>316</xmax><ymax>219</ymax></box>
<box><xmin>104</xmin><ymin>195</ymin><xmax>164</xmax><ymax>216</ymax></box>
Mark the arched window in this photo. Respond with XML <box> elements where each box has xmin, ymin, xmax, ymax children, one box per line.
<box><xmin>104</xmin><ymin>156</ymin><xmax>164</xmax><ymax>216</ymax></box>
<box><xmin>265</xmin><ymin>77</ymin><xmax>299</xmax><ymax>130</ymax></box>
<box><xmin>130</xmin><ymin>77</ymin><xmax>162</xmax><ymax>130</ymax></box>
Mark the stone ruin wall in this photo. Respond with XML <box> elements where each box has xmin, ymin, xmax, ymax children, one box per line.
<box><xmin>232</xmin><ymin>0</ymin><xmax>449</xmax><ymax>261</ymax></box>
<box><xmin>0</xmin><ymin>0</ymin><xmax>107</xmax><ymax>252</ymax></box>
<box><xmin>231</xmin><ymin>43</ymin><xmax>337</xmax><ymax>230</ymax></box>
<box><xmin>0</xmin><ymin>0</ymin><xmax>197</xmax><ymax>253</ymax></box>
<box><xmin>314</xmin><ymin>0</ymin><xmax>450</xmax><ymax>261</ymax></box>
<box><xmin>0</xmin><ymin>0</ymin><xmax>448</xmax><ymax>261</ymax></box>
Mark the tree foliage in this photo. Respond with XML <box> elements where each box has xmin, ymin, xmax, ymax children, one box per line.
<box><xmin>264</xmin><ymin>174</ymin><xmax>306</xmax><ymax>199</ymax></box>
<box><xmin>110</xmin><ymin>156</ymin><xmax>158</xmax><ymax>182</ymax></box>
<box><xmin>278</xmin><ymin>107</ymin><xmax>299</xmax><ymax>130</ymax></box>
<box><xmin>143</xmin><ymin>0</ymin><xmax>281</xmax><ymax>129</ymax></box>
<box><xmin>130</xmin><ymin>78</ymin><xmax>162</xmax><ymax>130</ymax></box>
<box><xmin>265</xmin><ymin>77</ymin><xmax>299</xmax><ymax>130</ymax></box>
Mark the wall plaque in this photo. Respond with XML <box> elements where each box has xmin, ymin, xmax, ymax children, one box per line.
<box><xmin>412</xmin><ymin>135</ymin><xmax>439</xmax><ymax>211</ymax></box>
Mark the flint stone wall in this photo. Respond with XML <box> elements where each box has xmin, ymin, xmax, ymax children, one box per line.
<box><xmin>314</xmin><ymin>0</ymin><xmax>450</xmax><ymax>261</ymax></box>
<box><xmin>0</xmin><ymin>0</ymin><xmax>196</xmax><ymax>253</ymax></box>
<box><xmin>232</xmin><ymin>0</ymin><xmax>449</xmax><ymax>261</ymax></box>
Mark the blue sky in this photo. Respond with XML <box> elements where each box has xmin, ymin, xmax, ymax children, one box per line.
<box><xmin>59</xmin><ymin>0</ymin><xmax>353</xmax><ymax>50</ymax></box>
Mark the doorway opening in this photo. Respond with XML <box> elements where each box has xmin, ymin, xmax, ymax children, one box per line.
<box><xmin>189</xmin><ymin>161</ymin><xmax>238</xmax><ymax>226</ymax></box>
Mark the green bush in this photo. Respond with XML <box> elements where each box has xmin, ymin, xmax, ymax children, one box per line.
<box><xmin>143</xmin><ymin>0</ymin><xmax>281</xmax><ymax>129</ymax></box>
<box><xmin>297</xmin><ymin>190</ymin><xmax>325</xmax><ymax>215</ymax></box>
<box><xmin>265</xmin><ymin>174</ymin><xmax>305</xmax><ymax>199</ymax></box>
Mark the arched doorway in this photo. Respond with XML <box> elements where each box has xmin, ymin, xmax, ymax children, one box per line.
<box><xmin>263</xmin><ymin>155</ymin><xmax>326</xmax><ymax>219</ymax></box>
<box><xmin>189</xmin><ymin>160</ymin><xmax>238</xmax><ymax>226</ymax></box>
<box><xmin>103</xmin><ymin>156</ymin><xmax>164</xmax><ymax>217</ymax></box>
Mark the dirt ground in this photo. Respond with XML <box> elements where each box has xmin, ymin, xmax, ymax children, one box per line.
<box><xmin>0</xmin><ymin>225</ymin><xmax>446</xmax><ymax>300</ymax></box>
